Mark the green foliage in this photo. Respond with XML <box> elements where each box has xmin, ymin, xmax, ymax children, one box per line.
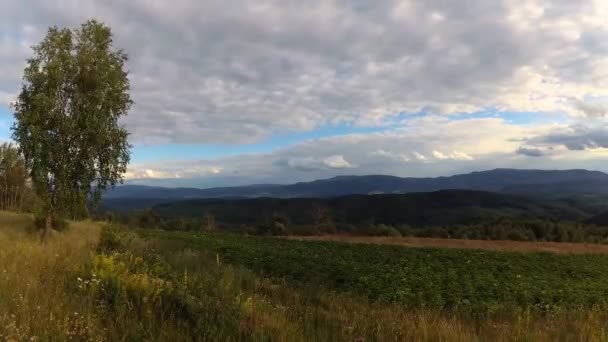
<box><xmin>131</xmin><ymin>191</ymin><xmax>608</xmax><ymax>242</ymax></box>
<box><xmin>144</xmin><ymin>230</ymin><xmax>608</xmax><ymax>314</ymax></box>
<box><xmin>150</xmin><ymin>191</ymin><xmax>595</xmax><ymax>228</ymax></box>
<box><xmin>98</xmin><ymin>224</ymin><xmax>131</xmax><ymax>253</ymax></box>
<box><xmin>11</xmin><ymin>20</ymin><xmax>131</xmax><ymax>223</ymax></box>
<box><xmin>113</xmin><ymin>204</ymin><xmax>608</xmax><ymax>242</ymax></box>
<box><xmin>0</xmin><ymin>143</ymin><xmax>35</xmax><ymax>212</ymax></box>
<box><xmin>255</xmin><ymin>212</ymin><xmax>290</xmax><ymax>236</ymax></box>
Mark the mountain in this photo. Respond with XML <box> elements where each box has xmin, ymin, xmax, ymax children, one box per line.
<box><xmin>104</xmin><ymin>184</ymin><xmax>281</xmax><ymax>199</ymax></box>
<box><xmin>104</xmin><ymin>169</ymin><xmax>608</xmax><ymax>200</ymax></box>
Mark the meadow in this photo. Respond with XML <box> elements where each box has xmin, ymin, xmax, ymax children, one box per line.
<box><xmin>3</xmin><ymin>212</ymin><xmax>608</xmax><ymax>340</ymax></box>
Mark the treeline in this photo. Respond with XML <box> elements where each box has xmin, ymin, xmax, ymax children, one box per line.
<box><xmin>101</xmin><ymin>208</ymin><xmax>608</xmax><ymax>243</ymax></box>
<box><xmin>0</xmin><ymin>143</ymin><xmax>35</xmax><ymax>212</ymax></box>
<box><xmin>146</xmin><ymin>191</ymin><xmax>597</xmax><ymax>226</ymax></box>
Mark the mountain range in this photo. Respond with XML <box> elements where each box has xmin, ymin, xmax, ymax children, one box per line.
<box><xmin>106</xmin><ymin>168</ymin><xmax>608</xmax><ymax>200</ymax></box>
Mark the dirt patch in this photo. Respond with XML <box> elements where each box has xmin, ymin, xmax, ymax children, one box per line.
<box><xmin>283</xmin><ymin>235</ymin><xmax>608</xmax><ymax>254</ymax></box>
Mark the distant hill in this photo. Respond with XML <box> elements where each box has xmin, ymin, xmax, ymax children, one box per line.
<box><xmin>105</xmin><ymin>169</ymin><xmax>608</xmax><ymax>200</ymax></box>
<box><xmin>151</xmin><ymin>190</ymin><xmax>592</xmax><ymax>228</ymax></box>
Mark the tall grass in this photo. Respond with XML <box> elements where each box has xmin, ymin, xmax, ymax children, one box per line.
<box><xmin>0</xmin><ymin>212</ymin><xmax>103</xmax><ymax>340</ymax></box>
<box><xmin>1</xmin><ymin>213</ymin><xmax>608</xmax><ymax>341</ymax></box>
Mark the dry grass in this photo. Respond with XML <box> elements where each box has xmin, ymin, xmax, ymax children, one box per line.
<box><xmin>284</xmin><ymin>235</ymin><xmax>608</xmax><ymax>254</ymax></box>
<box><xmin>0</xmin><ymin>212</ymin><xmax>103</xmax><ymax>340</ymax></box>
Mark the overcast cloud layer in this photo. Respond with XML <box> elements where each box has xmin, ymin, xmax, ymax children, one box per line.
<box><xmin>1</xmin><ymin>0</ymin><xmax>607</xmax><ymax>186</ymax></box>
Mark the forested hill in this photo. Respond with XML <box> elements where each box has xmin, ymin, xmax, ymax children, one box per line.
<box><xmin>149</xmin><ymin>190</ymin><xmax>596</xmax><ymax>228</ymax></box>
<box><xmin>106</xmin><ymin>168</ymin><xmax>608</xmax><ymax>199</ymax></box>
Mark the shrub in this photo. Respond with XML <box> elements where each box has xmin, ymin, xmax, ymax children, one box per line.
<box><xmin>98</xmin><ymin>224</ymin><xmax>138</xmax><ymax>253</ymax></box>
<box><xmin>256</xmin><ymin>221</ymin><xmax>289</xmax><ymax>236</ymax></box>
<box><xmin>375</xmin><ymin>224</ymin><xmax>402</xmax><ymax>237</ymax></box>
<box><xmin>336</xmin><ymin>223</ymin><xmax>357</xmax><ymax>234</ymax></box>
<box><xmin>359</xmin><ymin>224</ymin><xmax>402</xmax><ymax>237</ymax></box>
<box><xmin>396</xmin><ymin>224</ymin><xmax>415</xmax><ymax>237</ymax></box>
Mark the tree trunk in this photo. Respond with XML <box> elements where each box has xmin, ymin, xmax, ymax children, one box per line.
<box><xmin>40</xmin><ymin>214</ymin><xmax>52</xmax><ymax>242</ymax></box>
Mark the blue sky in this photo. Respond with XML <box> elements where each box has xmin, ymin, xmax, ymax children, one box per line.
<box><xmin>130</xmin><ymin>124</ymin><xmax>388</xmax><ymax>163</ymax></box>
<box><xmin>0</xmin><ymin>107</ymin><xmax>13</xmax><ymax>141</ymax></box>
<box><xmin>1</xmin><ymin>1</ymin><xmax>607</xmax><ymax>187</ymax></box>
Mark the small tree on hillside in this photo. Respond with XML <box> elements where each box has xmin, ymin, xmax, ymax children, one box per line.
<box><xmin>12</xmin><ymin>20</ymin><xmax>131</xmax><ymax>241</ymax></box>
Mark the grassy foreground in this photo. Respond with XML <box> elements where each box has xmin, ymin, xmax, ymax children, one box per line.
<box><xmin>1</xmin><ymin>213</ymin><xmax>608</xmax><ymax>340</ymax></box>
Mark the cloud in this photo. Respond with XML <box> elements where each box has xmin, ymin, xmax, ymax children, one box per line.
<box><xmin>570</xmin><ymin>97</ymin><xmax>608</xmax><ymax>117</ymax></box>
<box><xmin>516</xmin><ymin>146</ymin><xmax>545</xmax><ymax>157</ymax></box>
<box><xmin>323</xmin><ymin>155</ymin><xmax>355</xmax><ymax>169</ymax></box>
<box><xmin>413</xmin><ymin>152</ymin><xmax>428</xmax><ymax>162</ymax></box>
<box><xmin>123</xmin><ymin>116</ymin><xmax>575</xmax><ymax>186</ymax></box>
<box><xmin>0</xmin><ymin>0</ymin><xmax>607</xmax><ymax>144</ymax></box>
<box><xmin>372</xmin><ymin>149</ymin><xmax>410</xmax><ymax>162</ymax></box>
<box><xmin>282</xmin><ymin>157</ymin><xmax>322</xmax><ymax>172</ymax></box>
<box><xmin>525</xmin><ymin>124</ymin><xmax>608</xmax><ymax>151</ymax></box>
<box><xmin>275</xmin><ymin>154</ymin><xmax>355</xmax><ymax>172</ymax></box>
<box><xmin>125</xmin><ymin>165</ymin><xmax>224</xmax><ymax>179</ymax></box>
<box><xmin>432</xmin><ymin>150</ymin><xmax>473</xmax><ymax>161</ymax></box>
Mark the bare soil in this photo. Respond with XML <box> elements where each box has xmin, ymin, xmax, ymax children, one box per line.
<box><xmin>283</xmin><ymin>235</ymin><xmax>608</xmax><ymax>254</ymax></box>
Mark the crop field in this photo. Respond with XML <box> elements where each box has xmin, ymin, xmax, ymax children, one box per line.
<box><xmin>284</xmin><ymin>235</ymin><xmax>608</xmax><ymax>254</ymax></box>
<box><xmin>144</xmin><ymin>230</ymin><xmax>608</xmax><ymax>313</ymax></box>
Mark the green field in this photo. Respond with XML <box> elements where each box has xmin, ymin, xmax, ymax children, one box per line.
<box><xmin>142</xmin><ymin>230</ymin><xmax>608</xmax><ymax>314</ymax></box>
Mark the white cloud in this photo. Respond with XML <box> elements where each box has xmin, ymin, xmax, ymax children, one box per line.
<box><xmin>432</xmin><ymin>151</ymin><xmax>448</xmax><ymax>160</ymax></box>
<box><xmin>372</xmin><ymin>149</ymin><xmax>411</xmax><ymax>162</ymax></box>
<box><xmin>0</xmin><ymin>0</ymin><xmax>606</xmax><ymax>144</ymax></box>
<box><xmin>433</xmin><ymin>150</ymin><xmax>474</xmax><ymax>161</ymax></box>
<box><xmin>413</xmin><ymin>152</ymin><xmax>428</xmax><ymax>162</ymax></box>
<box><xmin>323</xmin><ymin>155</ymin><xmax>355</xmax><ymax>169</ymax></box>
<box><xmin>125</xmin><ymin>165</ymin><xmax>224</xmax><ymax>179</ymax></box>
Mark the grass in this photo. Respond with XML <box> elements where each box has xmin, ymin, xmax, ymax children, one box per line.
<box><xmin>284</xmin><ymin>235</ymin><xmax>608</xmax><ymax>254</ymax></box>
<box><xmin>0</xmin><ymin>212</ymin><xmax>103</xmax><ymax>340</ymax></box>
<box><xmin>2</xmin><ymin>212</ymin><xmax>608</xmax><ymax>340</ymax></box>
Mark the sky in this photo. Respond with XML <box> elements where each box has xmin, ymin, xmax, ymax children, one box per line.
<box><xmin>1</xmin><ymin>0</ymin><xmax>607</xmax><ymax>188</ymax></box>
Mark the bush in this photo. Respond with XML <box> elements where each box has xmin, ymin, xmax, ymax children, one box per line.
<box><xmin>359</xmin><ymin>224</ymin><xmax>402</xmax><ymax>237</ymax></box>
<box><xmin>336</xmin><ymin>223</ymin><xmax>357</xmax><ymax>234</ymax></box>
<box><xmin>421</xmin><ymin>227</ymin><xmax>450</xmax><ymax>238</ymax></box>
<box><xmin>256</xmin><ymin>221</ymin><xmax>289</xmax><ymax>236</ymax></box>
<box><xmin>98</xmin><ymin>224</ymin><xmax>138</xmax><ymax>253</ymax></box>
<box><xmin>396</xmin><ymin>224</ymin><xmax>415</xmax><ymax>236</ymax></box>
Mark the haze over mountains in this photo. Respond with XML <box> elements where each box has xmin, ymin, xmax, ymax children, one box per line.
<box><xmin>106</xmin><ymin>168</ymin><xmax>608</xmax><ymax>200</ymax></box>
